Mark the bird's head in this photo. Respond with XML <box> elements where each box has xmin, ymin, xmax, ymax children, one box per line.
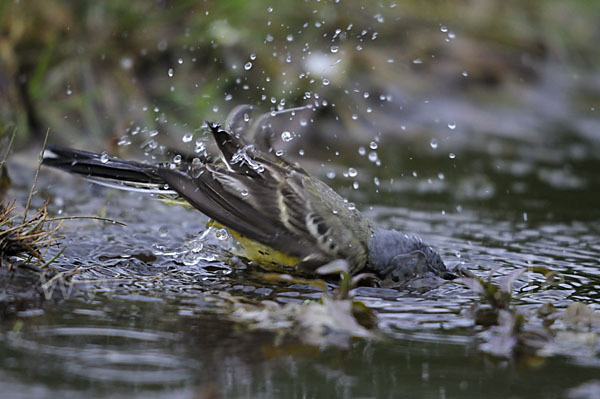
<box><xmin>367</xmin><ymin>229</ymin><xmax>456</xmax><ymax>283</ymax></box>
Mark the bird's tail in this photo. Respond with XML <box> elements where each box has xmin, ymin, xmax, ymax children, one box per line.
<box><xmin>42</xmin><ymin>145</ymin><xmax>176</xmax><ymax>194</ymax></box>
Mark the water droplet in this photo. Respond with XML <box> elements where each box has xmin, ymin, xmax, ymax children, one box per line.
<box><xmin>348</xmin><ymin>168</ymin><xmax>358</xmax><ymax>177</ymax></box>
<box><xmin>430</xmin><ymin>138</ymin><xmax>438</xmax><ymax>149</ymax></box>
<box><xmin>250</xmin><ymin>53</ymin><xmax>256</xmax><ymax>60</ymax></box>
<box><xmin>240</xmin><ymin>189</ymin><xmax>249</xmax><ymax>197</ymax></box>
<box><xmin>330</xmin><ymin>45</ymin><xmax>339</xmax><ymax>53</ymax></box>
<box><xmin>347</xmin><ymin>203</ymin><xmax>356</xmax><ymax>211</ymax></box>
<box><xmin>447</xmin><ymin>122</ymin><xmax>456</xmax><ymax>130</ymax></box>
<box><xmin>117</xmin><ymin>136</ymin><xmax>131</xmax><ymax>146</ymax></box>
<box><xmin>368</xmin><ymin>152</ymin><xmax>378</xmax><ymax>162</ymax></box>
<box><xmin>244</xmin><ymin>62</ymin><xmax>252</xmax><ymax>70</ymax></box>
<box><xmin>322</xmin><ymin>78</ymin><xmax>330</xmax><ymax>86</ymax></box>
<box><xmin>178</xmin><ymin>58</ymin><xmax>183</xmax><ymax>64</ymax></box>
<box><xmin>158</xmin><ymin>226</ymin><xmax>169</xmax><ymax>237</ymax></box>
<box><xmin>298</xmin><ymin>149</ymin><xmax>304</xmax><ymax>156</ymax></box>
<box><xmin>358</xmin><ymin>146</ymin><xmax>366</xmax><ymax>156</ymax></box>
<box><xmin>167</xmin><ymin>68</ymin><xmax>174</xmax><ymax>77</ymax></box>
<box><xmin>120</xmin><ymin>57</ymin><xmax>133</xmax><ymax>70</ymax></box>
<box><xmin>286</xmin><ymin>34</ymin><xmax>294</xmax><ymax>42</ymax></box>
<box><xmin>66</xmin><ymin>88</ymin><xmax>72</xmax><ymax>95</ymax></box>
<box><xmin>369</xmin><ymin>141</ymin><xmax>378</xmax><ymax>150</ymax></box>
<box><xmin>300</xmin><ymin>119</ymin><xmax>308</xmax><ymax>127</ymax></box>
<box><xmin>351</xmin><ymin>114</ymin><xmax>358</xmax><ymax>120</ymax></box>
<box><xmin>266</xmin><ymin>34</ymin><xmax>274</xmax><ymax>42</ymax></box>
<box><xmin>275</xmin><ymin>149</ymin><xmax>284</xmax><ymax>156</ymax></box>
<box><xmin>225</xmin><ymin>94</ymin><xmax>233</xmax><ymax>101</ymax></box>
<box><xmin>437</xmin><ymin>172</ymin><xmax>445</xmax><ymax>180</ymax></box>
<box><xmin>440</xmin><ymin>25</ymin><xmax>448</xmax><ymax>33</ymax></box>
<box><xmin>412</xmin><ymin>171</ymin><xmax>418</xmax><ymax>177</ymax></box>
<box><xmin>353</xmin><ymin>181</ymin><xmax>359</xmax><ymax>189</ymax></box>
<box><xmin>449</xmin><ymin>153</ymin><xmax>456</xmax><ymax>159</ymax></box>
<box><xmin>173</xmin><ymin>154</ymin><xmax>182</xmax><ymax>164</ymax></box>
<box><xmin>327</xmin><ymin>171</ymin><xmax>336</xmax><ymax>179</ymax></box>
<box><xmin>412</xmin><ymin>58</ymin><xmax>423</xmax><ymax>64</ymax></box>
<box><xmin>182</xmin><ymin>133</ymin><xmax>193</xmax><ymax>143</ymax></box>
<box><xmin>100</xmin><ymin>152</ymin><xmax>109</xmax><ymax>164</ymax></box>
<box><xmin>373</xmin><ymin>177</ymin><xmax>380</xmax><ymax>186</ymax></box>
<box><xmin>281</xmin><ymin>131</ymin><xmax>293</xmax><ymax>142</ymax></box>
<box><xmin>215</xmin><ymin>228</ymin><xmax>229</xmax><ymax>240</ymax></box>
<box><xmin>462</xmin><ymin>71</ymin><xmax>468</xmax><ymax>77</ymax></box>
<box><xmin>363</xmin><ymin>92</ymin><xmax>370</xmax><ymax>99</ymax></box>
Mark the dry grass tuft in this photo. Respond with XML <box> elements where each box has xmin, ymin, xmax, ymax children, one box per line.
<box><xmin>0</xmin><ymin>200</ymin><xmax>62</xmax><ymax>269</ymax></box>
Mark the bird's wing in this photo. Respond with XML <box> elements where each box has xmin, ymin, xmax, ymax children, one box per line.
<box><xmin>159</xmin><ymin>123</ymin><xmax>372</xmax><ymax>272</ymax></box>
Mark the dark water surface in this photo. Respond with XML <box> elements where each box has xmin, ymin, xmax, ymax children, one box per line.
<box><xmin>2</xmin><ymin>121</ymin><xmax>600</xmax><ymax>398</ymax></box>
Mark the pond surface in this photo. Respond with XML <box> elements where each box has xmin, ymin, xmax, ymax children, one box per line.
<box><xmin>1</xmin><ymin>115</ymin><xmax>599</xmax><ymax>398</ymax></box>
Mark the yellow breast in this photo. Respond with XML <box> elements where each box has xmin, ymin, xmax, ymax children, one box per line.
<box><xmin>207</xmin><ymin>220</ymin><xmax>302</xmax><ymax>270</ymax></box>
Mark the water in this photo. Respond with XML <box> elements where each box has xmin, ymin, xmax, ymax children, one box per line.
<box><xmin>1</xmin><ymin>121</ymin><xmax>600</xmax><ymax>398</ymax></box>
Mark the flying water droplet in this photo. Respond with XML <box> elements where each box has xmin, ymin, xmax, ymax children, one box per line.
<box><xmin>167</xmin><ymin>68</ymin><xmax>174</xmax><ymax>77</ymax></box>
<box><xmin>117</xmin><ymin>136</ymin><xmax>131</xmax><ymax>146</ymax></box>
<box><xmin>449</xmin><ymin>153</ymin><xmax>456</xmax><ymax>159</ymax></box>
<box><xmin>430</xmin><ymin>138</ymin><xmax>438</xmax><ymax>149</ymax></box>
<box><xmin>447</xmin><ymin>122</ymin><xmax>456</xmax><ymax>130</ymax></box>
<box><xmin>244</xmin><ymin>62</ymin><xmax>252</xmax><ymax>70</ymax></box>
<box><xmin>158</xmin><ymin>226</ymin><xmax>169</xmax><ymax>237</ymax></box>
<box><xmin>215</xmin><ymin>229</ymin><xmax>229</xmax><ymax>240</ymax></box>
<box><xmin>348</xmin><ymin>168</ymin><xmax>358</xmax><ymax>177</ymax></box>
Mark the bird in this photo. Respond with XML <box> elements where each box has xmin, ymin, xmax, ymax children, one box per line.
<box><xmin>42</xmin><ymin>107</ymin><xmax>456</xmax><ymax>285</ymax></box>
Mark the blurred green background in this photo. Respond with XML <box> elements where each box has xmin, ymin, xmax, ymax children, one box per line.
<box><xmin>2</xmin><ymin>0</ymin><xmax>598</xmax><ymax>153</ymax></box>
